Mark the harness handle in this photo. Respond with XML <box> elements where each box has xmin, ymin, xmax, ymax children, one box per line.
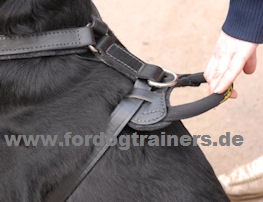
<box><xmin>128</xmin><ymin>72</ymin><xmax>232</xmax><ymax>131</ymax></box>
<box><xmin>164</xmin><ymin>73</ymin><xmax>233</xmax><ymax>121</ymax></box>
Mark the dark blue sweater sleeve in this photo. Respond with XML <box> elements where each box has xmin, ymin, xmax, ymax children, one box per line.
<box><xmin>222</xmin><ymin>0</ymin><xmax>263</xmax><ymax>44</ymax></box>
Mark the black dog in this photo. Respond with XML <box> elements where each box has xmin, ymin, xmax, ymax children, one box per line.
<box><xmin>0</xmin><ymin>0</ymin><xmax>229</xmax><ymax>201</ymax></box>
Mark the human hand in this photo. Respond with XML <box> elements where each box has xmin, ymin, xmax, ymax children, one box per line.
<box><xmin>204</xmin><ymin>31</ymin><xmax>258</xmax><ymax>98</ymax></box>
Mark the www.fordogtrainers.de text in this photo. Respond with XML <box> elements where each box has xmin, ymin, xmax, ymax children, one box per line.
<box><xmin>4</xmin><ymin>132</ymin><xmax>244</xmax><ymax>150</ymax></box>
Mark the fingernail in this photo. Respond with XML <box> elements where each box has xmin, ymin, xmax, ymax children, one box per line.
<box><xmin>214</xmin><ymin>86</ymin><xmax>222</xmax><ymax>94</ymax></box>
<box><xmin>210</xmin><ymin>83</ymin><xmax>217</xmax><ymax>93</ymax></box>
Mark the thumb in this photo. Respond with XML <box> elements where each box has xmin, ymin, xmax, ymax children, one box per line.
<box><xmin>243</xmin><ymin>50</ymin><xmax>257</xmax><ymax>74</ymax></box>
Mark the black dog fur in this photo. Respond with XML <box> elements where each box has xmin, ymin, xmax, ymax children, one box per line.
<box><xmin>0</xmin><ymin>0</ymin><xmax>229</xmax><ymax>201</ymax></box>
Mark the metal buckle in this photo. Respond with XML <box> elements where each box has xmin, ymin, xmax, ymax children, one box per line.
<box><xmin>148</xmin><ymin>68</ymin><xmax>178</xmax><ymax>88</ymax></box>
<box><xmin>85</xmin><ymin>23</ymin><xmax>100</xmax><ymax>54</ymax></box>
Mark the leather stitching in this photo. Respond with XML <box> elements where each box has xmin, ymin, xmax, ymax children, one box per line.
<box><xmin>132</xmin><ymin>94</ymin><xmax>166</xmax><ymax>123</ymax></box>
<box><xmin>106</xmin><ymin>43</ymin><xmax>143</xmax><ymax>74</ymax></box>
<box><xmin>0</xmin><ymin>29</ymin><xmax>82</xmax><ymax>52</ymax></box>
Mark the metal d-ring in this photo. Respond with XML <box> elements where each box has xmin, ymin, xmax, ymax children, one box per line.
<box><xmin>148</xmin><ymin>68</ymin><xmax>178</xmax><ymax>88</ymax></box>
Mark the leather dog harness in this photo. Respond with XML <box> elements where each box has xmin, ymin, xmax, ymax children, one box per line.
<box><xmin>0</xmin><ymin>2</ymin><xmax>232</xmax><ymax>201</ymax></box>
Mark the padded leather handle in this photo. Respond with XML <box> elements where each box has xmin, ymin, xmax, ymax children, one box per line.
<box><xmin>164</xmin><ymin>73</ymin><xmax>233</xmax><ymax>121</ymax></box>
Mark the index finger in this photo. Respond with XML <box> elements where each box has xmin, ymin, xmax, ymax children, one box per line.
<box><xmin>214</xmin><ymin>54</ymin><xmax>246</xmax><ymax>93</ymax></box>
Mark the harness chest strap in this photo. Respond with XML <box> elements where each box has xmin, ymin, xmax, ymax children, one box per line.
<box><xmin>45</xmin><ymin>80</ymin><xmax>150</xmax><ymax>202</ymax></box>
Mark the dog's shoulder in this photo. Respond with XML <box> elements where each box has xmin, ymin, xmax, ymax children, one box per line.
<box><xmin>0</xmin><ymin>55</ymin><xmax>133</xmax><ymax>201</ymax></box>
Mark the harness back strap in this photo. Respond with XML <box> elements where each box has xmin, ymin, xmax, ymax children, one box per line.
<box><xmin>94</xmin><ymin>35</ymin><xmax>165</xmax><ymax>82</ymax></box>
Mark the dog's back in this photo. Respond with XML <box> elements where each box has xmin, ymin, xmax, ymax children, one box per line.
<box><xmin>0</xmin><ymin>0</ymin><xmax>229</xmax><ymax>201</ymax></box>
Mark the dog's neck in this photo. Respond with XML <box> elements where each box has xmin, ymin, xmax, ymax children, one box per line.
<box><xmin>0</xmin><ymin>57</ymin><xmax>82</xmax><ymax>106</ymax></box>
<box><xmin>0</xmin><ymin>0</ymin><xmax>100</xmax><ymax>109</ymax></box>
<box><xmin>0</xmin><ymin>0</ymin><xmax>99</xmax><ymax>110</ymax></box>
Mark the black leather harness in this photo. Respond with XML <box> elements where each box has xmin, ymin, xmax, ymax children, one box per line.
<box><xmin>0</xmin><ymin>3</ymin><xmax>232</xmax><ymax>201</ymax></box>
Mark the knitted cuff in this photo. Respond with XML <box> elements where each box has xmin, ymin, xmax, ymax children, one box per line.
<box><xmin>222</xmin><ymin>0</ymin><xmax>263</xmax><ymax>44</ymax></box>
